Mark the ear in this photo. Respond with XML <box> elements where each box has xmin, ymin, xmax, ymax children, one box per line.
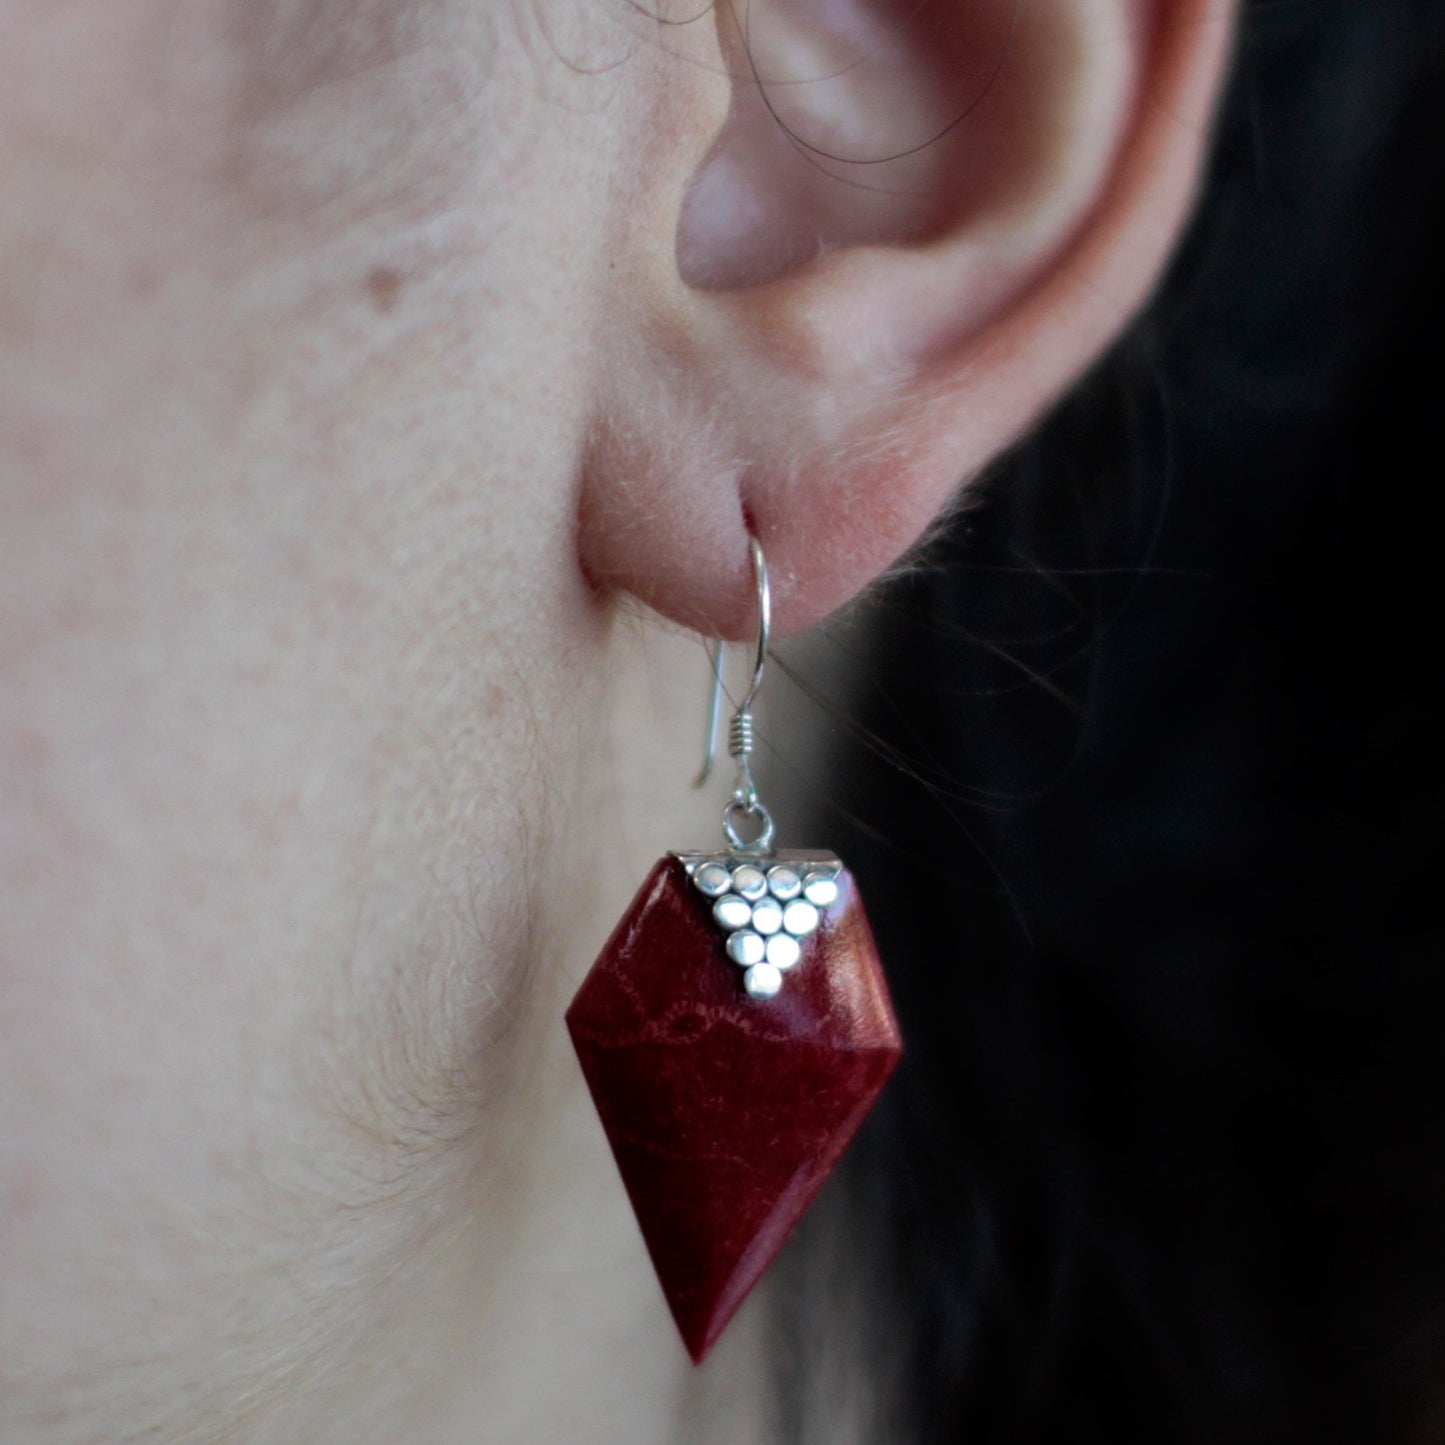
<box><xmin>578</xmin><ymin>0</ymin><xmax>1236</xmax><ymax>637</ymax></box>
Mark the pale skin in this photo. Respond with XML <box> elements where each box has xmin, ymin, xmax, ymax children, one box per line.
<box><xmin>0</xmin><ymin>1</ymin><xmax>1235</xmax><ymax>1439</ymax></box>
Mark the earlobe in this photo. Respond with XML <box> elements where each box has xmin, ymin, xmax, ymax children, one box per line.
<box><xmin>578</xmin><ymin>0</ymin><xmax>1236</xmax><ymax>639</ymax></box>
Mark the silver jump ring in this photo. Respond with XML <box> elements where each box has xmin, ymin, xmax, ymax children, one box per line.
<box><xmin>723</xmin><ymin>799</ymin><xmax>775</xmax><ymax>854</ymax></box>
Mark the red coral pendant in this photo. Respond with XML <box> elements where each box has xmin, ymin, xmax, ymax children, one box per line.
<box><xmin>566</xmin><ymin>850</ymin><xmax>902</xmax><ymax>1363</ymax></box>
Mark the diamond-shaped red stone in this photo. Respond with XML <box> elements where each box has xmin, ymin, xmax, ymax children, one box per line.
<box><xmin>566</xmin><ymin>855</ymin><xmax>902</xmax><ymax>1362</ymax></box>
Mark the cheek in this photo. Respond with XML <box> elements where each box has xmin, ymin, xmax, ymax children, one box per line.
<box><xmin>0</xmin><ymin>452</ymin><xmax>574</xmax><ymax>1436</ymax></box>
<box><xmin>0</xmin><ymin>4</ymin><xmax>620</xmax><ymax>1429</ymax></box>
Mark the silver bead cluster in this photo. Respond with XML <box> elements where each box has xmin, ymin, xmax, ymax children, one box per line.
<box><xmin>687</xmin><ymin>858</ymin><xmax>840</xmax><ymax>1000</ymax></box>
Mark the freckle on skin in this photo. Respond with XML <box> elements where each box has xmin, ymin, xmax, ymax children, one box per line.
<box><xmin>7</xmin><ymin>1169</ymin><xmax>44</xmax><ymax>1224</ymax></box>
<box><xmin>366</xmin><ymin>266</ymin><xmax>404</xmax><ymax>314</ymax></box>
<box><xmin>127</xmin><ymin>261</ymin><xmax>158</xmax><ymax>298</ymax></box>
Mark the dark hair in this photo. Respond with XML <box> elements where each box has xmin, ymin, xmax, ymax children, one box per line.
<box><xmin>776</xmin><ymin>3</ymin><xmax>1445</xmax><ymax>1441</ymax></box>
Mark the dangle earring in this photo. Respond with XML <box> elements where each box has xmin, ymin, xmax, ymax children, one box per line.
<box><xmin>566</xmin><ymin>537</ymin><xmax>902</xmax><ymax>1363</ymax></box>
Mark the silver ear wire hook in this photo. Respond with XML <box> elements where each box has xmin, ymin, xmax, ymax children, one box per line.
<box><xmin>692</xmin><ymin>535</ymin><xmax>775</xmax><ymax>853</ymax></box>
